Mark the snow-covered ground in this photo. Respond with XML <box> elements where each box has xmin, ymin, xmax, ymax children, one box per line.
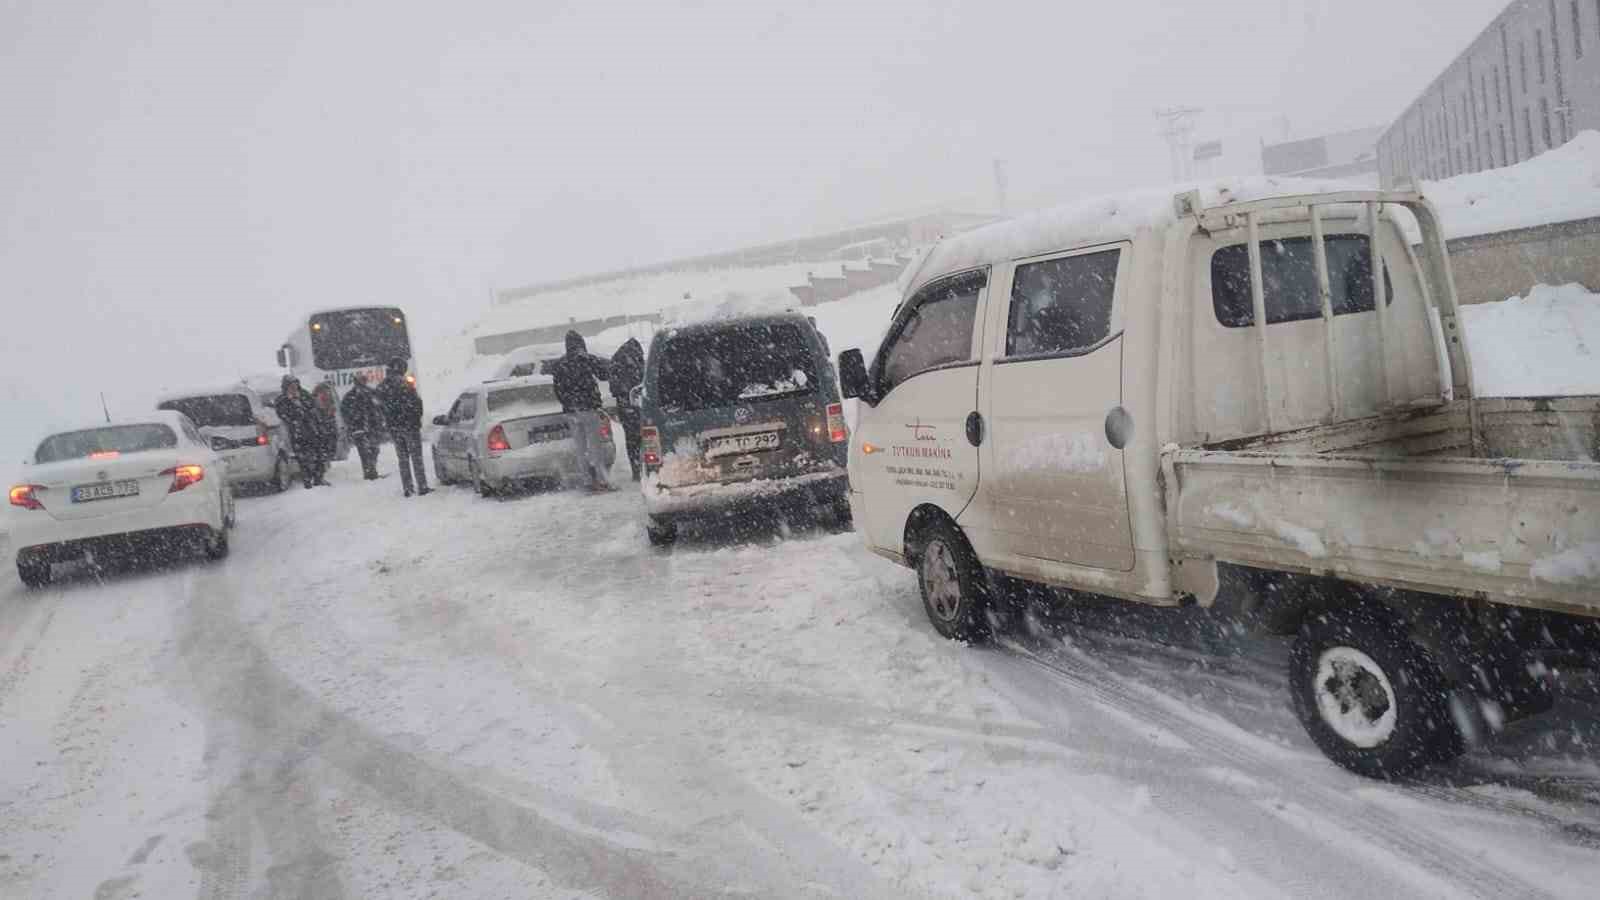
<box><xmin>1424</xmin><ymin>130</ymin><xmax>1600</xmax><ymax>240</ymax></box>
<box><xmin>1462</xmin><ymin>283</ymin><xmax>1600</xmax><ymax>397</ymax></box>
<box><xmin>3</xmin><ymin>447</ymin><xmax>1599</xmax><ymax>899</ymax></box>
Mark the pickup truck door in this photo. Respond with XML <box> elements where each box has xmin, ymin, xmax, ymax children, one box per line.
<box><xmin>851</xmin><ymin>269</ymin><xmax>989</xmax><ymax>554</ymax></box>
<box><xmin>980</xmin><ymin>244</ymin><xmax>1135</xmax><ymax>572</ymax></box>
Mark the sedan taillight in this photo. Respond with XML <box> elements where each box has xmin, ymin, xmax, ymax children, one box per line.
<box><xmin>641</xmin><ymin>425</ymin><xmax>661</xmax><ymax>467</ymax></box>
<box><xmin>486</xmin><ymin>424</ymin><xmax>511</xmax><ymax>453</ymax></box>
<box><xmin>162</xmin><ymin>464</ymin><xmax>205</xmax><ymax>493</ymax></box>
<box><xmin>598</xmin><ymin>417</ymin><xmax>612</xmax><ymax>440</ymax></box>
<box><xmin>9</xmin><ymin>484</ymin><xmax>43</xmax><ymax>510</ymax></box>
<box><xmin>256</xmin><ymin>426</ymin><xmax>270</xmax><ymax>446</ymax></box>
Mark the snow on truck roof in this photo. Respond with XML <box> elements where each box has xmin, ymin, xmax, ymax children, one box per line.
<box><xmin>908</xmin><ymin>174</ymin><xmax>1373</xmax><ymax>295</ymax></box>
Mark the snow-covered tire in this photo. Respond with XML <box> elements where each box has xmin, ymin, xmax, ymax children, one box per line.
<box><xmin>1289</xmin><ymin>606</ymin><xmax>1463</xmax><ymax>779</ymax></box>
<box><xmin>204</xmin><ymin>526</ymin><xmax>230</xmax><ymax>562</ymax></box>
<box><xmin>17</xmin><ymin>559</ymin><xmax>51</xmax><ymax>589</ymax></box>
<box><xmin>914</xmin><ymin>519</ymin><xmax>991</xmax><ymax>643</ymax></box>
<box><xmin>646</xmin><ymin>517</ymin><xmax>677</xmax><ymax>547</ymax></box>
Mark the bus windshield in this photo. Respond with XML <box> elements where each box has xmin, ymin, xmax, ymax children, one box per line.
<box><xmin>310</xmin><ymin>307</ymin><xmax>411</xmax><ymax>371</ymax></box>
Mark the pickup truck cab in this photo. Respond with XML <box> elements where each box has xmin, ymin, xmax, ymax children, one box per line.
<box><xmin>837</xmin><ymin>183</ymin><xmax>1599</xmax><ymax>777</ymax></box>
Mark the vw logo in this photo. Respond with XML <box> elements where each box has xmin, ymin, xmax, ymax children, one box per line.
<box><xmin>733</xmin><ymin>406</ymin><xmax>753</xmax><ymax>424</ymax></box>
<box><xmin>96</xmin><ymin>471</ymin><xmax>109</xmax><ymax>482</ymax></box>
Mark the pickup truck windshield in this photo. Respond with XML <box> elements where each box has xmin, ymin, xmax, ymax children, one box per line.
<box><xmin>158</xmin><ymin>394</ymin><xmax>254</xmax><ymax>427</ymax></box>
<box><xmin>34</xmin><ymin>424</ymin><xmax>179</xmax><ymax>462</ymax></box>
<box><xmin>656</xmin><ymin>322</ymin><xmax>818</xmax><ymax>411</ymax></box>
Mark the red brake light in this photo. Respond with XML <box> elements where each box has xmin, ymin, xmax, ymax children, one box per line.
<box><xmin>405</xmin><ymin>373</ymin><xmax>417</xmax><ymax>386</ymax></box>
<box><xmin>826</xmin><ymin>403</ymin><xmax>848</xmax><ymax>443</ymax></box>
<box><xmin>9</xmin><ymin>484</ymin><xmax>43</xmax><ymax>511</ymax></box>
<box><xmin>256</xmin><ymin>426</ymin><xmax>270</xmax><ymax>446</ymax></box>
<box><xmin>89</xmin><ymin>451</ymin><xmax>120</xmax><ymax>460</ymax></box>
<box><xmin>598</xmin><ymin>417</ymin><xmax>612</xmax><ymax>440</ymax></box>
<box><xmin>162</xmin><ymin>464</ymin><xmax>205</xmax><ymax>493</ymax></box>
<box><xmin>486</xmin><ymin>424</ymin><xmax>510</xmax><ymax>453</ymax></box>
<box><xmin>641</xmin><ymin>425</ymin><xmax>661</xmax><ymax>467</ymax></box>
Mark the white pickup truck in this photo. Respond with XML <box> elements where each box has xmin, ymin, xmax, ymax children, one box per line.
<box><xmin>835</xmin><ymin>183</ymin><xmax>1599</xmax><ymax>777</ymax></box>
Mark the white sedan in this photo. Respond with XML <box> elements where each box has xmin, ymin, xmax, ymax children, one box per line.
<box><xmin>8</xmin><ymin>411</ymin><xmax>236</xmax><ymax>588</ymax></box>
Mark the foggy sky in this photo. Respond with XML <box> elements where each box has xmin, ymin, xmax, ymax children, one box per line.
<box><xmin>1</xmin><ymin>0</ymin><xmax>1508</xmax><ymax>460</ymax></box>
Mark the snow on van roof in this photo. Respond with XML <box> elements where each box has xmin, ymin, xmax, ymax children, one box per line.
<box><xmin>909</xmin><ymin>174</ymin><xmax>1368</xmax><ymax>294</ymax></box>
<box><xmin>658</xmin><ymin>289</ymin><xmax>801</xmax><ymax>328</ymax></box>
<box><xmin>154</xmin><ymin>383</ymin><xmax>254</xmax><ymax>406</ymax></box>
<box><xmin>489</xmin><ymin>343</ymin><xmax>566</xmax><ymax>380</ymax></box>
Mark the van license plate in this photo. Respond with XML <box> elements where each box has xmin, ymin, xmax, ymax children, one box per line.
<box><xmin>706</xmin><ymin>431</ymin><xmax>780</xmax><ymax>458</ymax></box>
<box><xmin>71</xmin><ymin>480</ymin><xmax>140</xmax><ymax>503</ymax></box>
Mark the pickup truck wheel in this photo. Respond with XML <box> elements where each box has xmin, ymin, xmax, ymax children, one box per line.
<box><xmin>646</xmin><ymin>516</ymin><xmax>677</xmax><ymax>547</ymax></box>
<box><xmin>17</xmin><ymin>559</ymin><xmax>51</xmax><ymax>589</ymax></box>
<box><xmin>916</xmin><ymin>521</ymin><xmax>991</xmax><ymax>643</ymax></box>
<box><xmin>1290</xmin><ymin>608</ymin><xmax>1462</xmax><ymax>778</ymax></box>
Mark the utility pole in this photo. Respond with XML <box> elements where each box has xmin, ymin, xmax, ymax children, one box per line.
<box><xmin>1155</xmin><ymin>106</ymin><xmax>1204</xmax><ymax>181</ymax></box>
<box><xmin>992</xmin><ymin>158</ymin><xmax>1009</xmax><ymax>216</ymax></box>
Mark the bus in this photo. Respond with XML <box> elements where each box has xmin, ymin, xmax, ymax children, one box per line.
<box><xmin>275</xmin><ymin>306</ymin><xmax>416</xmax><ymax>396</ymax></box>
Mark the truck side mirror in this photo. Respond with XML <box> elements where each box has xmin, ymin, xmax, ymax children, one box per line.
<box><xmin>837</xmin><ymin>349</ymin><xmax>871</xmax><ymax>404</ymax></box>
<box><xmin>276</xmin><ymin>345</ymin><xmax>293</xmax><ymax>368</ymax></box>
<box><xmin>431</xmin><ymin>414</ymin><xmax>448</xmax><ymax>427</ymax></box>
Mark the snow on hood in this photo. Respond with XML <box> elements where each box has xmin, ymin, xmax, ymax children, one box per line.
<box><xmin>1423</xmin><ymin>130</ymin><xmax>1600</xmax><ymax>240</ymax></box>
<box><xmin>1460</xmin><ymin>283</ymin><xmax>1600</xmax><ymax>397</ymax></box>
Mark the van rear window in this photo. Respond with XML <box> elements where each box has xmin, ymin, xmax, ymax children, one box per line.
<box><xmin>158</xmin><ymin>394</ymin><xmax>254</xmax><ymax>427</ymax></box>
<box><xmin>656</xmin><ymin>323</ymin><xmax>818</xmax><ymax>411</ymax></box>
<box><xmin>1211</xmin><ymin>235</ymin><xmax>1393</xmax><ymax>328</ymax></box>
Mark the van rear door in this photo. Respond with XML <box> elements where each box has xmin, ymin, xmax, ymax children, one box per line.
<box><xmin>977</xmin><ymin>244</ymin><xmax>1136</xmax><ymax>572</ymax></box>
<box><xmin>850</xmin><ymin>269</ymin><xmax>989</xmax><ymax>554</ymax></box>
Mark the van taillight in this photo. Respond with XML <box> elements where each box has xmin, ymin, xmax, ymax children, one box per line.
<box><xmin>9</xmin><ymin>484</ymin><xmax>43</xmax><ymax>510</ymax></box>
<box><xmin>641</xmin><ymin>425</ymin><xmax>661</xmax><ymax>467</ymax></box>
<box><xmin>826</xmin><ymin>403</ymin><xmax>848</xmax><ymax>443</ymax></box>
<box><xmin>162</xmin><ymin>464</ymin><xmax>204</xmax><ymax>493</ymax></box>
<box><xmin>486</xmin><ymin>425</ymin><xmax>511</xmax><ymax>453</ymax></box>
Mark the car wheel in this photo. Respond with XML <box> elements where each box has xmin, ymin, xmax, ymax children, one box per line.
<box><xmin>646</xmin><ymin>516</ymin><xmax>677</xmax><ymax>546</ymax></box>
<box><xmin>17</xmin><ymin>559</ymin><xmax>51</xmax><ymax>589</ymax></box>
<box><xmin>915</xmin><ymin>519</ymin><xmax>991</xmax><ymax>643</ymax></box>
<box><xmin>1289</xmin><ymin>606</ymin><xmax>1463</xmax><ymax>779</ymax></box>
<box><xmin>203</xmin><ymin>526</ymin><xmax>230</xmax><ymax>561</ymax></box>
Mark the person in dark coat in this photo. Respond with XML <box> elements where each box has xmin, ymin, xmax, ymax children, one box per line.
<box><xmin>340</xmin><ymin>374</ymin><xmax>386</xmax><ymax>480</ymax></box>
<box><xmin>273</xmin><ymin>375</ymin><xmax>329</xmax><ymax>488</ymax></box>
<box><xmin>377</xmin><ymin>356</ymin><xmax>430</xmax><ymax>497</ymax></box>
<box><xmin>310</xmin><ymin>382</ymin><xmax>341</xmax><ymax>467</ymax></box>
<box><xmin>541</xmin><ymin>331</ymin><xmax>613</xmax><ymax>490</ymax></box>
<box><xmin>609</xmin><ymin>337</ymin><xmax>645</xmax><ymax>481</ymax></box>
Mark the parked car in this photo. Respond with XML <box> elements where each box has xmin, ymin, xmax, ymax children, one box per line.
<box><xmin>8</xmin><ymin>411</ymin><xmax>236</xmax><ymax>587</ymax></box>
<box><xmin>835</xmin><ymin>184</ymin><xmax>1600</xmax><ymax>778</ymax></box>
<box><xmin>431</xmin><ymin>374</ymin><xmax>616</xmax><ymax>495</ymax></box>
<box><xmin>636</xmin><ymin>310</ymin><xmax>850</xmax><ymax>545</ymax></box>
<box><xmin>157</xmin><ymin>384</ymin><xmax>296</xmax><ymax>493</ymax></box>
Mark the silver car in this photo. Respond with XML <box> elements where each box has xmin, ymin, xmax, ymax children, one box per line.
<box><xmin>156</xmin><ymin>385</ymin><xmax>297</xmax><ymax>493</ymax></box>
<box><xmin>431</xmin><ymin>375</ymin><xmax>616</xmax><ymax>496</ymax></box>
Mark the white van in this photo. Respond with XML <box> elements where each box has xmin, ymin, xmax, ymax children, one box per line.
<box><xmin>835</xmin><ymin>182</ymin><xmax>1600</xmax><ymax>777</ymax></box>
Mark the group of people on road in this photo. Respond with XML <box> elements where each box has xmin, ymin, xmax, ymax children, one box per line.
<box><xmin>271</xmin><ymin>333</ymin><xmax>644</xmax><ymax>499</ymax></box>
<box><xmin>273</xmin><ymin>357</ymin><xmax>432</xmax><ymax>497</ymax></box>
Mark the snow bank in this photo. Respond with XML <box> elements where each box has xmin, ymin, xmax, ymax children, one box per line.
<box><xmin>1425</xmin><ymin>131</ymin><xmax>1600</xmax><ymax>240</ymax></box>
<box><xmin>1460</xmin><ymin>283</ymin><xmax>1600</xmax><ymax>397</ymax></box>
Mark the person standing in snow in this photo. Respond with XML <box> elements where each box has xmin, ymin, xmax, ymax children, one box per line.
<box><xmin>542</xmin><ymin>330</ymin><xmax>613</xmax><ymax>491</ymax></box>
<box><xmin>274</xmin><ymin>375</ymin><xmax>330</xmax><ymax>488</ymax></box>
<box><xmin>609</xmin><ymin>337</ymin><xmax>646</xmax><ymax>481</ymax></box>
<box><xmin>340</xmin><ymin>373</ymin><xmax>386</xmax><ymax>480</ymax></box>
<box><xmin>377</xmin><ymin>357</ymin><xmax>431</xmax><ymax>497</ymax></box>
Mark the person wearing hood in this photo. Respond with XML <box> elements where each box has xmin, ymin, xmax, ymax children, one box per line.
<box><xmin>273</xmin><ymin>375</ymin><xmax>329</xmax><ymax>488</ymax></box>
<box><xmin>340</xmin><ymin>373</ymin><xmax>386</xmax><ymax>480</ymax></box>
<box><xmin>541</xmin><ymin>330</ymin><xmax>613</xmax><ymax>490</ymax></box>
<box><xmin>377</xmin><ymin>356</ymin><xmax>431</xmax><ymax>497</ymax></box>
<box><xmin>609</xmin><ymin>337</ymin><xmax>646</xmax><ymax>481</ymax></box>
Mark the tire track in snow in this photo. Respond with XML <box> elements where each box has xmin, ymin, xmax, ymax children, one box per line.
<box><xmin>0</xmin><ymin>598</ymin><xmax>56</xmax><ymax>709</ymax></box>
<box><xmin>998</xmin><ymin>637</ymin><xmax>1557</xmax><ymax>900</ymax></box>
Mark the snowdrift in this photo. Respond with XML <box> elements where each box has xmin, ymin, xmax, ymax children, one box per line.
<box><xmin>1425</xmin><ymin>130</ymin><xmax>1600</xmax><ymax>239</ymax></box>
<box><xmin>1461</xmin><ymin>283</ymin><xmax>1600</xmax><ymax>397</ymax></box>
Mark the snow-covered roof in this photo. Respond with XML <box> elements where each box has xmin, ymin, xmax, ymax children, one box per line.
<box><xmin>909</xmin><ymin>175</ymin><xmax>1373</xmax><ymax>296</ymax></box>
<box><xmin>478</xmin><ymin>372</ymin><xmax>556</xmax><ymax>391</ymax></box>
<box><xmin>658</xmin><ymin>290</ymin><xmax>801</xmax><ymax>329</ymax></box>
<box><xmin>153</xmin><ymin>383</ymin><xmax>255</xmax><ymax>406</ymax></box>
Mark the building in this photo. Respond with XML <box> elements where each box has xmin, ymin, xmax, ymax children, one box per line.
<box><xmin>1261</xmin><ymin>126</ymin><xmax>1385</xmax><ymax>183</ymax></box>
<box><xmin>1377</xmin><ymin>0</ymin><xmax>1600</xmax><ymax>186</ymax></box>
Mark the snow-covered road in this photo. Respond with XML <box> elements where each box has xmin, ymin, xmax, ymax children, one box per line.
<box><xmin>3</xmin><ymin>452</ymin><xmax>1599</xmax><ymax>899</ymax></box>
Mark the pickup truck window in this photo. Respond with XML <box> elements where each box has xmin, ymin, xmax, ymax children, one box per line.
<box><xmin>1211</xmin><ymin>235</ymin><xmax>1393</xmax><ymax>328</ymax></box>
<box><xmin>1005</xmin><ymin>249</ymin><xmax>1119</xmax><ymax>357</ymax></box>
<box><xmin>879</xmin><ymin>273</ymin><xmax>983</xmax><ymax>394</ymax></box>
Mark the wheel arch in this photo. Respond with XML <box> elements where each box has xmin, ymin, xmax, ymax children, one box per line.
<box><xmin>903</xmin><ymin>503</ymin><xmax>965</xmax><ymax>564</ymax></box>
